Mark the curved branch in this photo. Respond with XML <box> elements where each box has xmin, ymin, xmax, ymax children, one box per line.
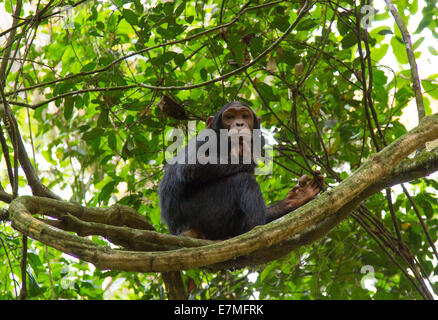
<box><xmin>3</xmin><ymin>144</ymin><xmax>437</xmax><ymax>270</ymax></box>
<box><xmin>211</xmin><ymin>145</ymin><xmax>438</xmax><ymax>269</ymax></box>
<box><xmin>6</xmin><ymin>114</ymin><xmax>438</xmax><ymax>272</ymax></box>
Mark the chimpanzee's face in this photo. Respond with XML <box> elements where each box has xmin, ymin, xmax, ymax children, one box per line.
<box><xmin>221</xmin><ymin>104</ymin><xmax>255</xmax><ymax>134</ymax></box>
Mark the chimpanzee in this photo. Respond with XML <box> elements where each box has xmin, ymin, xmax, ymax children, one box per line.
<box><xmin>159</xmin><ymin>101</ymin><xmax>323</xmax><ymax>240</ymax></box>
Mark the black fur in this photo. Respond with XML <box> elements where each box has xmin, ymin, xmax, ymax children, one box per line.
<box><xmin>159</xmin><ymin>102</ymin><xmax>266</xmax><ymax>240</ymax></box>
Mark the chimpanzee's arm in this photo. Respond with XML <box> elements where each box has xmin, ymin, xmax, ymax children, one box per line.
<box><xmin>265</xmin><ymin>200</ymin><xmax>296</xmax><ymax>223</ymax></box>
<box><xmin>265</xmin><ymin>172</ymin><xmax>324</xmax><ymax>223</ymax></box>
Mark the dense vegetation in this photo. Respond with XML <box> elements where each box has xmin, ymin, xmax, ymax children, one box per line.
<box><xmin>0</xmin><ymin>0</ymin><xmax>438</xmax><ymax>299</ymax></box>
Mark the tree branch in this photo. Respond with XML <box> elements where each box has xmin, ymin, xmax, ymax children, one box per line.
<box><xmin>6</xmin><ymin>113</ymin><xmax>438</xmax><ymax>272</ymax></box>
<box><xmin>385</xmin><ymin>0</ymin><xmax>425</xmax><ymax>120</ymax></box>
<box><xmin>0</xmin><ymin>0</ymin><xmax>23</xmax><ymax>86</ymax></box>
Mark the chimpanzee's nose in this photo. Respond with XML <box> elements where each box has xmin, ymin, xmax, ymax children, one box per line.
<box><xmin>236</xmin><ymin>121</ymin><xmax>244</xmax><ymax>127</ymax></box>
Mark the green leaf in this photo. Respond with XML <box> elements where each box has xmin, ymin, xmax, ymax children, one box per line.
<box><xmin>280</xmin><ymin>49</ymin><xmax>299</xmax><ymax>65</ymax></box>
<box><xmin>153</xmin><ymin>51</ymin><xmax>178</xmax><ymax>66</ymax></box>
<box><xmin>422</xmin><ymin>200</ymin><xmax>434</xmax><ymax>219</ymax></box>
<box><xmin>174</xmin><ymin>53</ymin><xmax>185</xmax><ymax>67</ymax></box>
<box><xmin>97</xmin><ymin>109</ymin><xmax>109</xmax><ymax>127</ymax></box>
<box><xmin>249</xmin><ymin>37</ymin><xmax>264</xmax><ymax>57</ymax></box>
<box><xmin>53</xmin><ymin>82</ymin><xmax>74</xmax><ymax>97</ymax></box>
<box><xmin>296</xmin><ymin>18</ymin><xmax>318</xmax><ymax>31</ymax></box>
<box><xmin>81</xmin><ymin>62</ymin><xmax>97</xmax><ymax>72</ymax></box>
<box><xmin>98</xmin><ymin>180</ymin><xmax>117</xmax><ymax>203</ymax></box>
<box><xmin>82</xmin><ymin>128</ymin><xmax>105</xmax><ymax>141</ymax></box>
<box><xmin>428</xmin><ymin>46</ymin><xmax>438</xmax><ymax>55</ymax></box>
<box><xmin>123</xmin><ymin>9</ymin><xmax>138</xmax><ymax>26</ymax></box>
<box><xmin>64</xmin><ymin>97</ymin><xmax>74</xmax><ymax>120</ymax></box>
<box><xmin>123</xmin><ymin>101</ymin><xmax>148</xmax><ymax>111</ymax></box>
<box><xmin>422</xmin><ymin>80</ymin><xmax>438</xmax><ymax>100</ymax></box>
<box><xmin>163</xmin><ymin>2</ymin><xmax>174</xmax><ymax>17</ymax></box>
<box><xmin>108</xmin><ymin>132</ymin><xmax>117</xmax><ymax>151</ymax></box>
<box><xmin>4</xmin><ymin>1</ymin><xmax>11</xmax><ymax>13</ymax></box>
<box><xmin>390</xmin><ymin>36</ymin><xmax>408</xmax><ymax>64</ymax></box>
<box><xmin>337</xmin><ymin>16</ymin><xmax>351</xmax><ymax>36</ymax></box>
<box><xmin>75</xmin><ymin>95</ymin><xmax>84</xmax><ymax>109</ymax></box>
<box><xmin>373</xmin><ymin>69</ymin><xmax>387</xmax><ymax>86</ymax></box>
<box><xmin>377</xmin><ymin>28</ymin><xmax>393</xmax><ymax>36</ymax></box>
<box><xmin>415</xmin><ymin>12</ymin><xmax>433</xmax><ymax>33</ymax></box>
<box><xmin>256</xmin><ymin>82</ymin><xmax>278</xmax><ymax>101</ymax></box>
<box><xmin>27</xmin><ymin>252</ymin><xmax>43</xmax><ymax>270</ymax></box>
<box><xmin>134</xmin><ymin>0</ymin><xmax>144</xmax><ymax>13</ymax></box>
<box><xmin>372</xmin><ymin>44</ymin><xmax>389</xmax><ymax>62</ymax></box>
<box><xmin>341</xmin><ymin>32</ymin><xmax>357</xmax><ymax>49</ymax></box>
<box><xmin>272</xmin><ymin>15</ymin><xmax>290</xmax><ymax>32</ymax></box>
<box><xmin>200</xmin><ymin>68</ymin><xmax>208</xmax><ymax>81</ymax></box>
<box><xmin>89</xmin><ymin>29</ymin><xmax>103</xmax><ymax>37</ymax></box>
<box><xmin>174</xmin><ymin>2</ymin><xmax>185</xmax><ymax>17</ymax></box>
<box><xmin>395</xmin><ymin>86</ymin><xmax>414</xmax><ymax>106</ymax></box>
<box><xmin>96</xmin><ymin>21</ymin><xmax>105</xmax><ymax>31</ymax></box>
<box><xmin>412</xmin><ymin>36</ymin><xmax>424</xmax><ymax>50</ymax></box>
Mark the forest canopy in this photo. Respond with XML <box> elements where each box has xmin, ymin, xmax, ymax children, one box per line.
<box><xmin>0</xmin><ymin>0</ymin><xmax>438</xmax><ymax>300</ymax></box>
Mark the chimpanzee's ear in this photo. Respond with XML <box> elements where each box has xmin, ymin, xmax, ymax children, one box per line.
<box><xmin>257</xmin><ymin>116</ymin><xmax>261</xmax><ymax>124</ymax></box>
<box><xmin>206</xmin><ymin>116</ymin><xmax>214</xmax><ymax>128</ymax></box>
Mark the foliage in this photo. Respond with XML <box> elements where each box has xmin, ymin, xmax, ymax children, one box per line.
<box><xmin>0</xmin><ymin>0</ymin><xmax>437</xmax><ymax>300</ymax></box>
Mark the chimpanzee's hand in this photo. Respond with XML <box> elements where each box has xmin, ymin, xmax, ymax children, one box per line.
<box><xmin>284</xmin><ymin>171</ymin><xmax>324</xmax><ymax>210</ymax></box>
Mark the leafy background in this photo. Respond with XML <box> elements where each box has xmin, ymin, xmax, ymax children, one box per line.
<box><xmin>0</xmin><ymin>0</ymin><xmax>437</xmax><ymax>299</ymax></box>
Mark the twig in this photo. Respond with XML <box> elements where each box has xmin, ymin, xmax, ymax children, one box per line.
<box><xmin>353</xmin><ymin>7</ymin><xmax>382</xmax><ymax>151</ymax></box>
<box><xmin>385</xmin><ymin>188</ymin><xmax>402</xmax><ymax>241</ymax></box>
<box><xmin>0</xmin><ymin>235</ymin><xmax>18</xmax><ymax>299</ymax></box>
<box><xmin>352</xmin><ymin>210</ymin><xmax>431</xmax><ymax>299</ymax></box>
<box><xmin>0</xmin><ymin>82</ymin><xmax>19</xmax><ymax>199</ymax></box>
<box><xmin>401</xmin><ymin>184</ymin><xmax>438</xmax><ymax>261</ymax></box>
<box><xmin>0</xmin><ymin>123</ymin><xmax>14</xmax><ymax>188</ymax></box>
<box><xmin>0</xmin><ymin>0</ymin><xmax>86</xmax><ymax>38</ymax></box>
<box><xmin>297</xmin><ymin>2</ymin><xmax>335</xmax><ymax>89</ymax></box>
<box><xmin>385</xmin><ymin>0</ymin><xmax>425</xmax><ymax>121</ymax></box>
<box><xmin>0</xmin><ymin>0</ymin><xmax>23</xmax><ymax>86</ymax></box>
